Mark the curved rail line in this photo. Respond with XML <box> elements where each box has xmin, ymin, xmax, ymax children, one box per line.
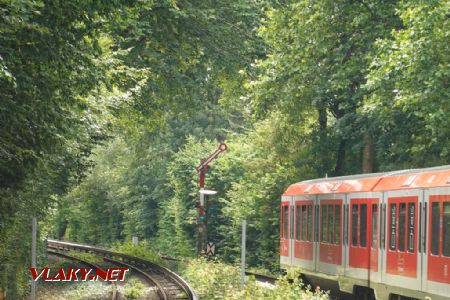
<box><xmin>103</xmin><ymin>256</ymin><xmax>168</xmax><ymax>300</ymax></box>
<box><xmin>47</xmin><ymin>239</ymin><xmax>198</xmax><ymax>300</ymax></box>
<box><xmin>47</xmin><ymin>249</ymin><xmax>119</xmax><ymax>300</ymax></box>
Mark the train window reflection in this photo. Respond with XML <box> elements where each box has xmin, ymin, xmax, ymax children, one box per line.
<box><xmin>442</xmin><ymin>202</ymin><xmax>450</xmax><ymax>257</ymax></box>
<box><xmin>302</xmin><ymin>205</ymin><xmax>308</xmax><ymax>240</ymax></box>
<box><xmin>334</xmin><ymin>205</ymin><xmax>340</xmax><ymax>244</ymax></box>
<box><xmin>372</xmin><ymin>204</ymin><xmax>378</xmax><ymax>248</ymax></box>
<box><xmin>283</xmin><ymin>205</ymin><xmax>289</xmax><ymax>239</ymax></box>
<box><xmin>399</xmin><ymin>203</ymin><xmax>406</xmax><ymax>252</ymax></box>
<box><xmin>295</xmin><ymin>205</ymin><xmax>301</xmax><ymax>240</ymax></box>
<box><xmin>431</xmin><ymin>202</ymin><xmax>440</xmax><ymax>255</ymax></box>
<box><xmin>360</xmin><ymin>204</ymin><xmax>367</xmax><ymax>247</ymax></box>
<box><xmin>390</xmin><ymin>203</ymin><xmax>397</xmax><ymax>251</ymax></box>
<box><xmin>352</xmin><ymin>204</ymin><xmax>358</xmax><ymax>246</ymax></box>
<box><xmin>407</xmin><ymin>203</ymin><xmax>415</xmax><ymax>252</ymax></box>
<box><xmin>307</xmin><ymin>205</ymin><xmax>313</xmax><ymax>241</ymax></box>
<box><xmin>327</xmin><ymin>204</ymin><xmax>333</xmax><ymax>243</ymax></box>
<box><xmin>322</xmin><ymin>205</ymin><xmax>328</xmax><ymax>242</ymax></box>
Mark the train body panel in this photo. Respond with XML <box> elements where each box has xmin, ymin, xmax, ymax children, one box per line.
<box><xmin>280</xmin><ymin>166</ymin><xmax>450</xmax><ymax>300</ymax></box>
<box><xmin>383</xmin><ymin>189</ymin><xmax>422</xmax><ymax>292</ymax></box>
<box><xmin>424</xmin><ymin>187</ymin><xmax>450</xmax><ymax>297</ymax></box>
<box><xmin>293</xmin><ymin>196</ymin><xmax>315</xmax><ymax>270</ymax></box>
<box><xmin>317</xmin><ymin>195</ymin><xmax>344</xmax><ymax>275</ymax></box>
<box><xmin>346</xmin><ymin>192</ymin><xmax>383</xmax><ymax>284</ymax></box>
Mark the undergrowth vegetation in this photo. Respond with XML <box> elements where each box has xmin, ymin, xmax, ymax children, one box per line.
<box><xmin>110</xmin><ymin>241</ymin><xmax>163</xmax><ymax>266</ymax></box>
<box><xmin>37</xmin><ymin>256</ymin><xmax>112</xmax><ymax>300</ymax></box>
<box><xmin>2</xmin><ymin>0</ymin><xmax>448</xmax><ymax>297</ymax></box>
<box><xmin>182</xmin><ymin>258</ymin><xmax>328</xmax><ymax>300</ymax></box>
<box><xmin>122</xmin><ymin>278</ymin><xmax>146</xmax><ymax>300</ymax></box>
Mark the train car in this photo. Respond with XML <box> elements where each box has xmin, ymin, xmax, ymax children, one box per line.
<box><xmin>280</xmin><ymin>165</ymin><xmax>450</xmax><ymax>300</ymax></box>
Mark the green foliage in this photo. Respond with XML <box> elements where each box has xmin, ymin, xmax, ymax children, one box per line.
<box><xmin>364</xmin><ymin>0</ymin><xmax>450</xmax><ymax>168</ymax></box>
<box><xmin>66</xmin><ymin>251</ymin><xmax>104</xmax><ymax>265</ymax></box>
<box><xmin>182</xmin><ymin>257</ymin><xmax>328</xmax><ymax>300</ymax></box>
<box><xmin>3</xmin><ymin>0</ymin><xmax>449</xmax><ymax>297</ymax></box>
<box><xmin>156</xmin><ymin>116</ymin><xmax>300</xmax><ymax>268</ymax></box>
<box><xmin>110</xmin><ymin>241</ymin><xmax>163</xmax><ymax>266</ymax></box>
<box><xmin>123</xmin><ymin>278</ymin><xmax>145</xmax><ymax>300</ymax></box>
<box><xmin>52</xmin><ymin>138</ymin><xmax>131</xmax><ymax>245</ymax></box>
<box><xmin>246</xmin><ymin>0</ymin><xmax>403</xmax><ymax>175</ymax></box>
<box><xmin>108</xmin><ymin>0</ymin><xmax>263</xmax><ymax>133</ymax></box>
<box><xmin>0</xmin><ymin>0</ymin><xmax>125</xmax><ymax>295</ymax></box>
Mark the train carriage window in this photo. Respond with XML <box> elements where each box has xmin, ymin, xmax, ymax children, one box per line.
<box><xmin>352</xmin><ymin>204</ymin><xmax>358</xmax><ymax>246</ymax></box>
<box><xmin>334</xmin><ymin>204</ymin><xmax>340</xmax><ymax>244</ymax></box>
<box><xmin>372</xmin><ymin>204</ymin><xmax>378</xmax><ymax>248</ymax></box>
<box><xmin>398</xmin><ymin>203</ymin><xmax>406</xmax><ymax>252</ymax></box>
<box><xmin>360</xmin><ymin>204</ymin><xmax>367</xmax><ymax>247</ymax></box>
<box><xmin>431</xmin><ymin>202</ymin><xmax>440</xmax><ymax>255</ymax></box>
<box><xmin>322</xmin><ymin>205</ymin><xmax>328</xmax><ymax>242</ymax></box>
<box><xmin>302</xmin><ymin>205</ymin><xmax>308</xmax><ymax>240</ymax></box>
<box><xmin>407</xmin><ymin>203</ymin><xmax>415</xmax><ymax>252</ymax></box>
<box><xmin>307</xmin><ymin>205</ymin><xmax>313</xmax><ymax>241</ymax></box>
<box><xmin>390</xmin><ymin>203</ymin><xmax>397</xmax><ymax>251</ymax></box>
<box><xmin>423</xmin><ymin>203</ymin><xmax>427</xmax><ymax>253</ymax></box>
<box><xmin>442</xmin><ymin>202</ymin><xmax>450</xmax><ymax>257</ymax></box>
<box><xmin>291</xmin><ymin>206</ymin><xmax>295</xmax><ymax>239</ymax></box>
<box><xmin>295</xmin><ymin>205</ymin><xmax>301</xmax><ymax>240</ymax></box>
<box><xmin>283</xmin><ymin>205</ymin><xmax>289</xmax><ymax>239</ymax></box>
<box><xmin>327</xmin><ymin>204</ymin><xmax>334</xmax><ymax>243</ymax></box>
<box><xmin>380</xmin><ymin>203</ymin><xmax>386</xmax><ymax>249</ymax></box>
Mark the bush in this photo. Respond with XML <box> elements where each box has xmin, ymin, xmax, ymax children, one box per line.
<box><xmin>182</xmin><ymin>257</ymin><xmax>328</xmax><ymax>299</ymax></box>
<box><xmin>123</xmin><ymin>278</ymin><xmax>145</xmax><ymax>299</ymax></box>
<box><xmin>110</xmin><ymin>240</ymin><xmax>163</xmax><ymax>265</ymax></box>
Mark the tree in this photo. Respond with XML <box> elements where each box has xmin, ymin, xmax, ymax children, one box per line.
<box><xmin>364</xmin><ymin>0</ymin><xmax>450</xmax><ymax>168</ymax></box>
<box><xmin>0</xmin><ymin>0</ymin><xmax>120</xmax><ymax>295</ymax></box>
<box><xmin>246</xmin><ymin>0</ymin><xmax>401</xmax><ymax>175</ymax></box>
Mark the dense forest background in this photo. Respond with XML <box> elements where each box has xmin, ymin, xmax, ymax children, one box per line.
<box><xmin>0</xmin><ymin>0</ymin><xmax>448</xmax><ymax>297</ymax></box>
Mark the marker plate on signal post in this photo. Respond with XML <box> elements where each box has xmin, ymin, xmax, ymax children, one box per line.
<box><xmin>206</xmin><ymin>242</ymin><xmax>215</xmax><ymax>256</ymax></box>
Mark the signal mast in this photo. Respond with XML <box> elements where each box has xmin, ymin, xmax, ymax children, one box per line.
<box><xmin>195</xmin><ymin>143</ymin><xmax>227</xmax><ymax>255</ymax></box>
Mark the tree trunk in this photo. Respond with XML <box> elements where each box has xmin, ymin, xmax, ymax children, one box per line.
<box><xmin>318</xmin><ymin>106</ymin><xmax>327</xmax><ymax>131</ymax></box>
<box><xmin>334</xmin><ymin>139</ymin><xmax>346</xmax><ymax>176</ymax></box>
<box><xmin>362</xmin><ymin>132</ymin><xmax>374</xmax><ymax>173</ymax></box>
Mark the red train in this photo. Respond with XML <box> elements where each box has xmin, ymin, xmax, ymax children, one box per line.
<box><xmin>280</xmin><ymin>166</ymin><xmax>450</xmax><ymax>300</ymax></box>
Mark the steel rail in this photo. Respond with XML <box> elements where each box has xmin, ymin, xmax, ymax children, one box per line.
<box><xmin>47</xmin><ymin>249</ymin><xmax>102</xmax><ymax>272</ymax></box>
<box><xmin>102</xmin><ymin>256</ymin><xmax>168</xmax><ymax>300</ymax></box>
<box><xmin>47</xmin><ymin>249</ymin><xmax>119</xmax><ymax>300</ymax></box>
<box><xmin>47</xmin><ymin>239</ymin><xmax>197</xmax><ymax>300</ymax></box>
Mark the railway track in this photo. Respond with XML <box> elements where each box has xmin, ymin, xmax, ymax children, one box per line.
<box><xmin>47</xmin><ymin>239</ymin><xmax>198</xmax><ymax>300</ymax></box>
<box><xmin>47</xmin><ymin>250</ymin><xmax>120</xmax><ymax>300</ymax></box>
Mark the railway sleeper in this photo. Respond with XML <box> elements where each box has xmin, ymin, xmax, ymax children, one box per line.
<box><xmin>164</xmin><ymin>286</ymin><xmax>181</xmax><ymax>291</ymax></box>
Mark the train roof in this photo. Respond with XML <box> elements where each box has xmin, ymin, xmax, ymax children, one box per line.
<box><xmin>283</xmin><ymin>165</ymin><xmax>450</xmax><ymax>196</ymax></box>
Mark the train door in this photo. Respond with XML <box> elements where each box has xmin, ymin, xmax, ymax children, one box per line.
<box><xmin>383</xmin><ymin>189</ymin><xmax>421</xmax><ymax>289</ymax></box>
<box><xmin>280</xmin><ymin>196</ymin><xmax>294</xmax><ymax>266</ymax></box>
<box><xmin>347</xmin><ymin>193</ymin><xmax>381</xmax><ymax>283</ymax></box>
<box><xmin>423</xmin><ymin>187</ymin><xmax>450</xmax><ymax>297</ymax></box>
<box><xmin>317</xmin><ymin>195</ymin><xmax>344</xmax><ymax>275</ymax></box>
<box><xmin>293</xmin><ymin>196</ymin><xmax>315</xmax><ymax>271</ymax></box>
